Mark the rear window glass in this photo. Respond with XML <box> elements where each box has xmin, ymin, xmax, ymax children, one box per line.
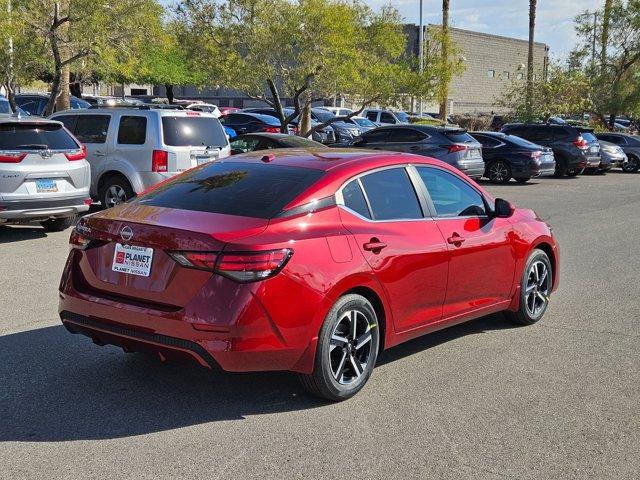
<box><xmin>135</xmin><ymin>161</ymin><xmax>324</xmax><ymax>219</ymax></box>
<box><xmin>162</xmin><ymin>117</ymin><xmax>228</xmax><ymax>147</ymax></box>
<box><xmin>580</xmin><ymin>132</ymin><xmax>597</xmax><ymax>142</ymax></box>
<box><xmin>442</xmin><ymin>130</ymin><xmax>474</xmax><ymax>143</ymax></box>
<box><xmin>0</xmin><ymin>123</ymin><xmax>78</xmax><ymax>150</ymax></box>
<box><xmin>504</xmin><ymin>134</ymin><xmax>540</xmax><ymax>148</ymax></box>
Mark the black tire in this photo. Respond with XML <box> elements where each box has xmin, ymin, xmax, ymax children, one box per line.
<box><xmin>505</xmin><ymin>249</ymin><xmax>553</xmax><ymax>326</ymax></box>
<box><xmin>565</xmin><ymin>167</ymin><xmax>583</xmax><ymax>177</ymax></box>
<box><xmin>623</xmin><ymin>155</ymin><xmax>640</xmax><ymax>173</ymax></box>
<box><xmin>553</xmin><ymin>157</ymin><xmax>567</xmax><ymax>177</ymax></box>
<box><xmin>515</xmin><ymin>177</ymin><xmax>531</xmax><ymax>184</ymax></box>
<box><xmin>40</xmin><ymin>216</ymin><xmax>75</xmax><ymax>232</ymax></box>
<box><xmin>99</xmin><ymin>174</ymin><xmax>135</xmax><ymax>209</ymax></box>
<box><xmin>486</xmin><ymin>160</ymin><xmax>512</xmax><ymax>184</ymax></box>
<box><xmin>298</xmin><ymin>294</ymin><xmax>380</xmax><ymax>401</ymax></box>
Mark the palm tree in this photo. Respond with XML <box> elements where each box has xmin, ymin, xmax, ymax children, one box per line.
<box><xmin>438</xmin><ymin>0</ymin><xmax>450</xmax><ymax>121</ymax></box>
<box><xmin>525</xmin><ymin>0</ymin><xmax>537</xmax><ymax>121</ymax></box>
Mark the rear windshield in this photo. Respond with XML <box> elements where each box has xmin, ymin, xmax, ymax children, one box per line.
<box><xmin>442</xmin><ymin>130</ymin><xmax>474</xmax><ymax>143</ymax></box>
<box><xmin>580</xmin><ymin>132</ymin><xmax>597</xmax><ymax>143</ymax></box>
<box><xmin>0</xmin><ymin>123</ymin><xmax>78</xmax><ymax>150</ymax></box>
<box><xmin>162</xmin><ymin>117</ymin><xmax>227</xmax><ymax>148</ymax></box>
<box><xmin>281</xmin><ymin>136</ymin><xmax>325</xmax><ymax>148</ymax></box>
<box><xmin>504</xmin><ymin>134</ymin><xmax>540</xmax><ymax>148</ymax></box>
<box><xmin>135</xmin><ymin>161</ymin><xmax>324</xmax><ymax>219</ymax></box>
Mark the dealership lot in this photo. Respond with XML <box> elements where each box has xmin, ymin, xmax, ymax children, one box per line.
<box><xmin>1</xmin><ymin>173</ymin><xmax>638</xmax><ymax>479</ymax></box>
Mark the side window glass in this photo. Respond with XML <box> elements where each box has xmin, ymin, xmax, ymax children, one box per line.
<box><xmin>380</xmin><ymin>112</ymin><xmax>396</xmax><ymax>123</ymax></box>
<box><xmin>387</xmin><ymin>129</ymin><xmax>427</xmax><ymax>143</ymax></box>
<box><xmin>360</xmin><ymin>168</ymin><xmax>423</xmax><ymax>220</ymax></box>
<box><xmin>361</xmin><ymin>129</ymin><xmax>390</xmax><ymax>144</ymax></box>
<box><xmin>117</xmin><ymin>116</ymin><xmax>147</xmax><ymax>145</ymax></box>
<box><xmin>55</xmin><ymin>115</ymin><xmax>78</xmax><ymax>132</ymax></box>
<box><xmin>74</xmin><ymin>115</ymin><xmax>110</xmax><ymax>144</ymax></box>
<box><xmin>475</xmin><ymin>135</ymin><xmax>501</xmax><ymax>148</ymax></box>
<box><xmin>365</xmin><ymin>111</ymin><xmax>378</xmax><ymax>122</ymax></box>
<box><xmin>341</xmin><ymin>180</ymin><xmax>371</xmax><ymax>219</ymax></box>
<box><xmin>417</xmin><ymin>167</ymin><xmax>486</xmax><ymax>217</ymax></box>
<box><xmin>230</xmin><ymin>137</ymin><xmax>260</xmax><ymax>153</ymax></box>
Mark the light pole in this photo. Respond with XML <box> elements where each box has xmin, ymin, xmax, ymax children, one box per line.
<box><xmin>418</xmin><ymin>0</ymin><xmax>424</xmax><ymax>115</ymax></box>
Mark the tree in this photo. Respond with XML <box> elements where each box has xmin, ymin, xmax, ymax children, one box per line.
<box><xmin>526</xmin><ymin>0</ymin><xmax>538</xmax><ymax>121</ymax></box>
<box><xmin>437</xmin><ymin>0</ymin><xmax>450</xmax><ymax>121</ymax></box>
<box><xmin>176</xmin><ymin>0</ymin><xmax>440</xmax><ymax>136</ymax></box>
<box><xmin>600</xmin><ymin>0</ymin><xmax>613</xmax><ymax>71</ymax></box>
<box><xmin>18</xmin><ymin>0</ymin><xmax>165</xmax><ymax>115</ymax></box>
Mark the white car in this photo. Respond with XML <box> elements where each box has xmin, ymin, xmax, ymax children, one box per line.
<box><xmin>323</xmin><ymin>107</ymin><xmax>354</xmax><ymax>117</ymax></box>
<box><xmin>0</xmin><ymin>115</ymin><xmax>91</xmax><ymax>231</ymax></box>
<box><xmin>186</xmin><ymin>103</ymin><xmax>222</xmax><ymax>118</ymax></box>
<box><xmin>50</xmin><ymin>107</ymin><xmax>230</xmax><ymax>208</ymax></box>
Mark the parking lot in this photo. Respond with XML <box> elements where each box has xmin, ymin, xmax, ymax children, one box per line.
<box><xmin>1</xmin><ymin>172</ymin><xmax>638</xmax><ymax>479</ymax></box>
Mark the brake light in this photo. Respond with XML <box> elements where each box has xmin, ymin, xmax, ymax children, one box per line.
<box><xmin>152</xmin><ymin>150</ymin><xmax>168</xmax><ymax>172</ymax></box>
<box><xmin>448</xmin><ymin>144</ymin><xmax>468</xmax><ymax>153</ymax></box>
<box><xmin>263</xmin><ymin>126</ymin><xmax>281</xmax><ymax>133</ymax></box>
<box><xmin>0</xmin><ymin>152</ymin><xmax>26</xmax><ymax>163</ymax></box>
<box><xmin>573</xmin><ymin>136</ymin><xmax>588</xmax><ymax>149</ymax></box>
<box><xmin>65</xmin><ymin>145</ymin><xmax>87</xmax><ymax>161</ymax></box>
<box><xmin>167</xmin><ymin>248</ymin><xmax>293</xmax><ymax>282</ymax></box>
<box><xmin>69</xmin><ymin>230</ymin><xmax>93</xmax><ymax>250</ymax></box>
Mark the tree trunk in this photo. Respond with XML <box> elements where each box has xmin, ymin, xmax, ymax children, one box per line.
<box><xmin>299</xmin><ymin>93</ymin><xmax>312</xmax><ymax>138</ymax></box>
<box><xmin>70</xmin><ymin>73</ymin><xmax>82</xmax><ymax>98</ymax></box>
<box><xmin>600</xmin><ymin>0</ymin><xmax>612</xmax><ymax>73</ymax></box>
<box><xmin>55</xmin><ymin>62</ymin><xmax>71</xmax><ymax>112</ymax></box>
<box><xmin>165</xmin><ymin>84</ymin><xmax>175</xmax><ymax>104</ymax></box>
<box><xmin>267</xmin><ymin>79</ymin><xmax>288</xmax><ymax>133</ymax></box>
<box><xmin>438</xmin><ymin>0</ymin><xmax>450</xmax><ymax>121</ymax></box>
<box><xmin>526</xmin><ymin>0</ymin><xmax>537</xmax><ymax>122</ymax></box>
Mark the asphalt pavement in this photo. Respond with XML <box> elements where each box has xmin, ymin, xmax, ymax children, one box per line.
<box><xmin>1</xmin><ymin>171</ymin><xmax>638</xmax><ymax>479</ymax></box>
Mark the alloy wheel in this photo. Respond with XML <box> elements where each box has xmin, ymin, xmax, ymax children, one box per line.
<box><xmin>489</xmin><ymin>162</ymin><xmax>509</xmax><ymax>183</ymax></box>
<box><xmin>328</xmin><ymin>310</ymin><xmax>374</xmax><ymax>385</ymax></box>
<box><xmin>525</xmin><ymin>260</ymin><xmax>550</xmax><ymax>317</ymax></box>
<box><xmin>105</xmin><ymin>185</ymin><xmax>128</xmax><ymax>208</ymax></box>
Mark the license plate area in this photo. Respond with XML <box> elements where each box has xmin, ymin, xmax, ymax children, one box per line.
<box><xmin>112</xmin><ymin>243</ymin><xmax>154</xmax><ymax>277</ymax></box>
<box><xmin>36</xmin><ymin>179</ymin><xmax>58</xmax><ymax>193</ymax></box>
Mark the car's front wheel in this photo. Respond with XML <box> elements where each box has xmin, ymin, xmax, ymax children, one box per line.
<box><xmin>505</xmin><ymin>248</ymin><xmax>553</xmax><ymax>326</ymax></box>
<box><xmin>622</xmin><ymin>155</ymin><xmax>640</xmax><ymax>173</ymax></box>
<box><xmin>299</xmin><ymin>294</ymin><xmax>380</xmax><ymax>401</ymax></box>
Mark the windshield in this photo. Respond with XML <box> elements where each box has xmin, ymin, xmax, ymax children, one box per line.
<box><xmin>162</xmin><ymin>117</ymin><xmax>228</xmax><ymax>147</ymax></box>
<box><xmin>580</xmin><ymin>132</ymin><xmax>598</xmax><ymax>143</ymax></box>
<box><xmin>395</xmin><ymin>112</ymin><xmax>410</xmax><ymax>122</ymax></box>
<box><xmin>353</xmin><ymin>117</ymin><xmax>376</xmax><ymax>128</ymax></box>
<box><xmin>0</xmin><ymin>100</ymin><xmax>11</xmax><ymax>114</ymax></box>
<box><xmin>312</xmin><ymin>109</ymin><xmax>335</xmax><ymax>122</ymax></box>
<box><xmin>135</xmin><ymin>161</ymin><xmax>324</xmax><ymax>219</ymax></box>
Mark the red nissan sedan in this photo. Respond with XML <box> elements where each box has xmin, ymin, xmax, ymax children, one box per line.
<box><xmin>59</xmin><ymin>149</ymin><xmax>559</xmax><ymax>401</ymax></box>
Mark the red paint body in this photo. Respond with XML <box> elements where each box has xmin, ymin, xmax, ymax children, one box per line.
<box><xmin>58</xmin><ymin>150</ymin><xmax>559</xmax><ymax>374</ymax></box>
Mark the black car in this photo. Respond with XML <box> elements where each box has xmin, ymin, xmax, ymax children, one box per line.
<box><xmin>242</xmin><ymin>107</ymin><xmax>335</xmax><ymax>144</ymax></box>
<box><xmin>595</xmin><ymin>132</ymin><xmax>640</xmax><ymax>172</ymax></box>
<box><xmin>15</xmin><ymin>93</ymin><xmax>90</xmax><ymax>116</ymax></box>
<box><xmin>219</xmin><ymin>112</ymin><xmax>285</xmax><ymax>135</ymax></box>
<box><xmin>230</xmin><ymin>133</ymin><xmax>328</xmax><ymax>154</ymax></box>
<box><xmin>470</xmin><ymin>131</ymin><xmax>556</xmax><ymax>184</ymax></box>
<box><xmin>501</xmin><ymin>123</ymin><xmax>601</xmax><ymax>177</ymax></box>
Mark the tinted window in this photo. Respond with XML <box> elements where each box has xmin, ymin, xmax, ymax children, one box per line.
<box><xmin>365</xmin><ymin>111</ymin><xmax>378</xmax><ymax>121</ymax></box>
<box><xmin>580</xmin><ymin>132</ymin><xmax>597</xmax><ymax>143</ymax></box>
<box><xmin>417</xmin><ymin>167</ymin><xmax>486</xmax><ymax>217</ymax></box>
<box><xmin>442</xmin><ymin>130</ymin><xmax>475</xmax><ymax>143</ymax></box>
<box><xmin>312</xmin><ymin>109</ymin><xmax>335</xmax><ymax>122</ymax></box>
<box><xmin>342</xmin><ymin>180</ymin><xmax>370</xmax><ymax>219</ymax></box>
<box><xmin>504</xmin><ymin>134</ymin><xmax>540</xmax><ymax>148</ymax></box>
<box><xmin>54</xmin><ymin>115</ymin><xmax>78</xmax><ymax>132</ymax></box>
<box><xmin>135</xmin><ymin>162</ymin><xmax>324</xmax><ymax>219</ymax></box>
<box><xmin>70</xmin><ymin>97</ymin><xmax>90</xmax><ymax>109</ymax></box>
<box><xmin>380</xmin><ymin>112</ymin><xmax>396</xmax><ymax>123</ymax></box>
<box><xmin>521</xmin><ymin>127</ymin><xmax>555</xmax><ymax>142</ymax></box>
<box><xmin>0</xmin><ymin>123</ymin><xmax>79</xmax><ymax>150</ymax></box>
<box><xmin>387</xmin><ymin>129</ymin><xmax>427</xmax><ymax>143</ymax></box>
<box><xmin>472</xmin><ymin>134</ymin><xmax>501</xmax><ymax>148</ymax></box>
<box><xmin>224</xmin><ymin>114</ymin><xmax>250</xmax><ymax>125</ymax></box>
<box><xmin>361</xmin><ymin>129</ymin><xmax>390</xmax><ymax>143</ymax></box>
<box><xmin>360</xmin><ymin>168</ymin><xmax>422</xmax><ymax>220</ymax></box>
<box><xmin>162</xmin><ymin>117</ymin><xmax>227</xmax><ymax>147</ymax></box>
<box><xmin>117</xmin><ymin>116</ymin><xmax>147</xmax><ymax>144</ymax></box>
<box><xmin>19</xmin><ymin>99</ymin><xmax>44</xmax><ymax>116</ymax></box>
<box><xmin>230</xmin><ymin>137</ymin><xmax>261</xmax><ymax>153</ymax></box>
<box><xmin>280</xmin><ymin>136</ymin><xmax>326</xmax><ymax>148</ymax></box>
<box><xmin>597</xmin><ymin>134</ymin><xmax>621</xmax><ymax>144</ymax></box>
<box><xmin>0</xmin><ymin>100</ymin><xmax>12</xmax><ymax>114</ymax></box>
<box><xmin>74</xmin><ymin>115</ymin><xmax>110</xmax><ymax>143</ymax></box>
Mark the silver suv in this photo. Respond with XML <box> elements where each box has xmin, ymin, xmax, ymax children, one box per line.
<box><xmin>0</xmin><ymin>115</ymin><xmax>91</xmax><ymax>231</ymax></box>
<box><xmin>50</xmin><ymin>107</ymin><xmax>230</xmax><ymax>207</ymax></box>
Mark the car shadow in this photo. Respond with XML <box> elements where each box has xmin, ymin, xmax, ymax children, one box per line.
<box><xmin>0</xmin><ymin>314</ymin><xmax>515</xmax><ymax>442</ymax></box>
<box><xmin>0</xmin><ymin>225</ymin><xmax>48</xmax><ymax>243</ymax></box>
<box><xmin>476</xmin><ymin>179</ymin><xmax>540</xmax><ymax>187</ymax></box>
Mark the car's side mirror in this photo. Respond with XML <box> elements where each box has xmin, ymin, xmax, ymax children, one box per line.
<box><xmin>494</xmin><ymin>198</ymin><xmax>514</xmax><ymax>218</ymax></box>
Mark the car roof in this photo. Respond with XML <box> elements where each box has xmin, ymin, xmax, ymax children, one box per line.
<box><xmin>51</xmin><ymin>108</ymin><xmax>219</xmax><ymax>118</ymax></box>
<box><xmin>368</xmin><ymin>124</ymin><xmax>467</xmax><ymax>134</ymax></box>
<box><xmin>0</xmin><ymin>114</ymin><xmax>62</xmax><ymax>126</ymax></box>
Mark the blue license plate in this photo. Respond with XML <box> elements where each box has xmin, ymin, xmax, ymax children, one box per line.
<box><xmin>36</xmin><ymin>179</ymin><xmax>58</xmax><ymax>193</ymax></box>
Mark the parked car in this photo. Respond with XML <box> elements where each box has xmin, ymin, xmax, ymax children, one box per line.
<box><xmin>83</xmin><ymin>96</ymin><xmax>143</xmax><ymax>108</ymax></box>
<box><xmin>186</xmin><ymin>103</ymin><xmax>222</xmax><ymax>117</ymax></box>
<box><xmin>595</xmin><ymin>132</ymin><xmax>640</xmax><ymax>172</ymax></box>
<box><xmin>350</xmin><ymin>125</ymin><xmax>485</xmax><ymax>179</ymax></box>
<box><xmin>361</xmin><ymin>109</ymin><xmax>407</xmax><ymax>125</ymax></box>
<box><xmin>0</xmin><ymin>97</ymin><xmax>28</xmax><ymax>116</ymax></box>
<box><xmin>219</xmin><ymin>107</ymin><xmax>241</xmax><ymax>115</ymax></box>
<box><xmin>50</xmin><ymin>108</ymin><xmax>230</xmax><ymax>208</ymax></box>
<box><xmin>596</xmin><ymin>141</ymin><xmax>627</xmax><ymax>173</ymax></box>
<box><xmin>219</xmin><ymin>112</ymin><xmax>287</xmax><ymax>135</ymax></box>
<box><xmin>59</xmin><ymin>149</ymin><xmax>559</xmax><ymax>401</ymax></box>
<box><xmin>501</xmin><ymin>123</ymin><xmax>600</xmax><ymax>177</ymax></box>
<box><xmin>324</xmin><ymin>107</ymin><xmax>354</xmax><ymax>117</ymax></box>
<box><xmin>311</xmin><ymin>108</ymin><xmax>361</xmax><ymax>144</ymax></box>
<box><xmin>470</xmin><ymin>131</ymin><xmax>556</xmax><ymax>184</ymax></box>
<box><xmin>15</xmin><ymin>93</ymin><xmax>90</xmax><ymax>116</ymax></box>
<box><xmin>0</xmin><ymin>116</ymin><xmax>91</xmax><ymax>231</ymax></box>
<box><xmin>347</xmin><ymin>115</ymin><xmax>377</xmax><ymax>132</ymax></box>
<box><xmin>230</xmin><ymin>133</ymin><xmax>327</xmax><ymax>154</ymax></box>
<box><xmin>242</xmin><ymin>107</ymin><xmax>335</xmax><ymax>144</ymax></box>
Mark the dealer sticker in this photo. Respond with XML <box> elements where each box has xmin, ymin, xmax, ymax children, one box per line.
<box><xmin>112</xmin><ymin>243</ymin><xmax>154</xmax><ymax>277</ymax></box>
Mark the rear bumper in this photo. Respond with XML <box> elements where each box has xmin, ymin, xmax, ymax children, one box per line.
<box><xmin>456</xmin><ymin>160</ymin><xmax>485</xmax><ymax>179</ymax></box>
<box><xmin>0</xmin><ymin>195</ymin><xmax>90</xmax><ymax>221</ymax></box>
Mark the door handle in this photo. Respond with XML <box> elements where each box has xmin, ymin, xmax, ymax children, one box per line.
<box><xmin>409</xmin><ymin>145</ymin><xmax>421</xmax><ymax>151</ymax></box>
<box><xmin>94</xmin><ymin>151</ymin><xmax>105</xmax><ymax>157</ymax></box>
<box><xmin>363</xmin><ymin>239</ymin><xmax>387</xmax><ymax>252</ymax></box>
<box><xmin>447</xmin><ymin>233</ymin><xmax>465</xmax><ymax>246</ymax></box>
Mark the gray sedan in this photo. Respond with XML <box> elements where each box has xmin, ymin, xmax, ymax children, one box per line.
<box><xmin>595</xmin><ymin>132</ymin><xmax>640</xmax><ymax>172</ymax></box>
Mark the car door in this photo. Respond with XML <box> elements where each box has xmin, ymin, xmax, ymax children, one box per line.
<box><xmin>414</xmin><ymin>165</ymin><xmax>515</xmax><ymax>319</ymax></box>
<box><xmin>384</xmin><ymin>128</ymin><xmax>429</xmax><ymax>154</ymax></box>
<box><xmin>356</xmin><ymin>128</ymin><xmax>392</xmax><ymax>150</ymax></box>
<box><xmin>337</xmin><ymin>167</ymin><xmax>449</xmax><ymax>332</ymax></box>
<box><xmin>473</xmin><ymin>134</ymin><xmax>502</xmax><ymax>163</ymax></box>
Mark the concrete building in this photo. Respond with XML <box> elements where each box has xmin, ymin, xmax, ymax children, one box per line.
<box><xmin>405</xmin><ymin>24</ymin><xmax>549</xmax><ymax>114</ymax></box>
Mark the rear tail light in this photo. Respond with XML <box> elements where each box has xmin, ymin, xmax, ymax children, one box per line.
<box><xmin>152</xmin><ymin>150</ymin><xmax>168</xmax><ymax>172</ymax></box>
<box><xmin>263</xmin><ymin>126</ymin><xmax>281</xmax><ymax>133</ymax></box>
<box><xmin>529</xmin><ymin>151</ymin><xmax>542</xmax><ymax>160</ymax></box>
<box><xmin>447</xmin><ymin>144</ymin><xmax>468</xmax><ymax>154</ymax></box>
<box><xmin>65</xmin><ymin>145</ymin><xmax>87</xmax><ymax>161</ymax></box>
<box><xmin>573</xmin><ymin>136</ymin><xmax>588</xmax><ymax>149</ymax></box>
<box><xmin>0</xmin><ymin>152</ymin><xmax>26</xmax><ymax>163</ymax></box>
<box><xmin>69</xmin><ymin>229</ymin><xmax>93</xmax><ymax>250</ymax></box>
<box><xmin>167</xmin><ymin>248</ymin><xmax>293</xmax><ymax>283</ymax></box>
<box><xmin>186</xmin><ymin>111</ymin><xmax>200</xmax><ymax>116</ymax></box>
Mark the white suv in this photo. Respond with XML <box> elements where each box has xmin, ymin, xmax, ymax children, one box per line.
<box><xmin>0</xmin><ymin>116</ymin><xmax>91</xmax><ymax>231</ymax></box>
<box><xmin>50</xmin><ymin>107</ymin><xmax>230</xmax><ymax>208</ymax></box>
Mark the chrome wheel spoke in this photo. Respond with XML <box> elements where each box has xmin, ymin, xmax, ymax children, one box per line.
<box><xmin>349</xmin><ymin>355</ymin><xmax>362</xmax><ymax>378</ymax></box>
<box><xmin>538</xmin><ymin>267</ymin><xmax>548</xmax><ymax>287</ymax></box>
<box><xmin>334</xmin><ymin>351</ymin><xmax>348</xmax><ymax>380</ymax></box>
<box><xmin>349</xmin><ymin>310</ymin><xmax>357</xmax><ymax>339</ymax></box>
<box><xmin>330</xmin><ymin>334</ymin><xmax>348</xmax><ymax>352</ymax></box>
<box><xmin>355</xmin><ymin>330</ymin><xmax>371</xmax><ymax>350</ymax></box>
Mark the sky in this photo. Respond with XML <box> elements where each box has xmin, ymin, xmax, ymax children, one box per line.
<box><xmin>368</xmin><ymin>0</ymin><xmax>604</xmax><ymax>58</ymax></box>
